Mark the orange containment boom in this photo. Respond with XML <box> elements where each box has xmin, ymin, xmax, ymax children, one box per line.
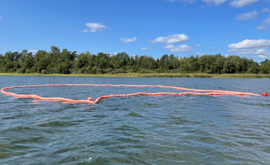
<box><xmin>1</xmin><ymin>84</ymin><xmax>263</xmax><ymax>104</ymax></box>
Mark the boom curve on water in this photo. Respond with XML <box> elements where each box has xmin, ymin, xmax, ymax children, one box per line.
<box><xmin>1</xmin><ymin>84</ymin><xmax>264</xmax><ymax>104</ymax></box>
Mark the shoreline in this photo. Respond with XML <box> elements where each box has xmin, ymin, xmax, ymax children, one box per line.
<box><xmin>1</xmin><ymin>73</ymin><xmax>270</xmax><ymax>78</ymax></box>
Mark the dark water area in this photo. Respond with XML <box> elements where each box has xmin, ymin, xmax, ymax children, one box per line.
<box><xmin>0</xmin><ymin>76</ymin><xmax>270</xmax><ymax>164</ymax></box>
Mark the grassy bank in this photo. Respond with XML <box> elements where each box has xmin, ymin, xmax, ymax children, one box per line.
<box><xmin>1</xmin><ymin>73</ymin><xmax>270</xmax><ymax>78</ymax></box>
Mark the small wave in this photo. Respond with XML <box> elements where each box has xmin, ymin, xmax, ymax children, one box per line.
<box><xmin>37</xmin><ymin>121</ymin><xmax>75</xmax><ymax>127</ymax></box>
<box><xmin>125</xmin><ymin>111</ymin><xmax>143</xmax><ymax>118</ymax></box>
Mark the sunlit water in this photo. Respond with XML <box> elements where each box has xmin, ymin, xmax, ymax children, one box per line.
<box><xmin>0</xmin><ymin>76</ymin><xmax>270</xmax><ymax>164</ymax></box>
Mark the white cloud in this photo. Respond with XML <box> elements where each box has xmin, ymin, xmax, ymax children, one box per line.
<box><xmin>228</xmin><ymin>48</ymin><xmax>270</xmax><ymax>56</ymax></box>
<box><xmin>256</xmin><ymin>25</ymin><xmax>268</xmax><ymax>30</ymax></box>
<box><xmin>28</xmin><ymin>49</ymin><xmax>37</xmax><ymax>53</ymax></box>
<box><xmin>171</xmin><ymin>45</ymin><xmax>194</xmax><ymax>52</ymax></box>
<box><xmin>80</xmin><ymin>29</ymin><xmax>88</xmax><ymax>33</ymax></box>
<box><xmin>210</xmin><ymin>47</ymin><xmax>216</xmax><ymax>50</ymax></box>
<box><xmin>230</xmin><ymin>0</ymin><xmax>258</xmax><ymax>7</ymax></box>
<box><xmin>263</xmin><ymin>17</ymin><xmax>270</xmax><ymax>25</ymax></box>
<box><xmin>183</xmin><ymin>0</ymin><xmax>197</xmax><ymax>3</ymax></box>
<box><xmin>148</xmin><ymin>40</ymin><xmax>156</xmax><ymax>44</ymax></box>
<box><xmin>260</xmin><ymin>8</ymin><xmax>270</xmax><ymax>13</ymax></box>
<box><xmin>228</xmin><ymin>39</ymin><xmax>270</xmax><ymax>56</ymax></box>
<box><xmin>150</xmin><ymin>34</ymin><xmax>189</xmax><ymax>45</ymax></box>
<box><xmin>120</xmin><ymin>37</ymin><xmax>137</xmax><ymax>43</ymax></box>
<box><xmin>195</xmin><ymin>44</ymin><xmax>203</xmax><ymax>47</ymax></box>
<box><xmin>0</xmin><ymin>15</ymin><xmax>2</xmax><ymax>20</ymax></box>
<box><xmin>163</xmin><ymin>45</ymin><xmax>175</xmax><ymax>49</ymax></box>
<box><xmin>141</xmin><ymin>47</ymin><xmax>156</xmax><ymax>51</ymax></box>
<box><xmin>202</xmin><ymin>0</ymin><xmax>228</xmax><ymax>5</ymax></box>
<box><xmin>110</xmin><ymin>52</ymin><xmax>118</xmax><ymax>56</ymax></box>
<box><xmin>257</xmin><ymin>55</ymin><xmax>268</xmax><ymax>59</ymax></box>
<box><xmin>201</xmin><ymin>0</ymin><xmax>258</xmax><ymax>7</ymax></box>
<box><xmin>228</xmin><ymin>39</ymin><xmax>270</xmax><ymax>49</ymax></box>
<box><xmin>255</xmin><ymin>49</ymin><xmax>270</xmax><ymax>54</ymax></box>
<box><xmin>141</xmin><ymin>47</ymin><xmax>149</xmax><ymax>51</ymax></box>
<box><xmin>84</xmin><ymin>22</ymin><xmax>107</xmax><ymax>32</ymax></box>
<box><xmin>196</xmin><ymin>52</ymin><xmax>206</xmax><ymax>56</ymax></box>
<box><xmin>163</xmin><ymin>44</ymin><xmax>194</xmax><ymax>53</ymax></box>
<box><xmin>237</xmin><ymin>11</ymin><xmax>258</xmax><ymax>20</ymax></box>
<box><xmin>113</xmin><ymin>52</ymin><xmax>118</xmax><ymax>55</ymax></box>
<box><xmin>256</xmin><ymin>16</ymin><xmax>270</xmax><ymax>30</ymax></box>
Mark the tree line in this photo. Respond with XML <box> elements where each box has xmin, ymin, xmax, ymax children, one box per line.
<box><xmin>0</xmin><ymin>46</ymin><xmax>270</xmax><ymax>74</ymax></box>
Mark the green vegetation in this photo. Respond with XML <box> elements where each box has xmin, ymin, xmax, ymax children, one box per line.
<box><xmin>1</xmin><ymin>46</ymin><xmax>270</xmax><ymax>76</ymax></box>
<box><xmin>2</xmin><ymin>73</ymin><xmax>270</xmax><ymax>78</ymax></box>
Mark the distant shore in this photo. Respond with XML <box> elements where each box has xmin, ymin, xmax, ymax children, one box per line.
<box><xmin>1</xmin><ymin>73</ymin><xmax>270</xmax><ymax>78</ymax></box>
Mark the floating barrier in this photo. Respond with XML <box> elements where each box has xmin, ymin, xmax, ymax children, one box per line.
<box><xmin>1</xmin><ymin>84</ymin><xmax>265</xmax><ymax>104</ymax></box>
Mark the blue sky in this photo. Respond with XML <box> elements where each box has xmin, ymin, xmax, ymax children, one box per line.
<box><xmin>0</xmin><ymin>0</ymin><xmax>269</xmax><ymax>61</ymax></box>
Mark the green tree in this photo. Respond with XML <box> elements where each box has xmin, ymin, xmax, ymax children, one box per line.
<box><xmin>58</xmin><ymin>60</ymin><xmax>72</xmax><ymax>74</ymax></box>
<box><xmin>76</xmin><ymin>52</ymin><xmax>90</xmax><ymax>68</ymax></box>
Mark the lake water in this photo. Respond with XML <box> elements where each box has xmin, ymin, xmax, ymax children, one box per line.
<box><xmin>0</xmin><ymin>76</ymin><xmax>270</xmax><ymax>164</ymax></box>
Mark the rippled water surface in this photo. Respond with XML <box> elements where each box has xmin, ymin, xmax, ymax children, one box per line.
<box><xmin>0</xmin><ymin>76</ymin><xmax>270</xmax><ymax>164</ymax></box>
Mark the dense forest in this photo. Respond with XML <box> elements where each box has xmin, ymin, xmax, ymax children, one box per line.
<box><xmin>0</xmin><ymin>46</ymin><xmax>270</xmax><ymax>74</ymax></box>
